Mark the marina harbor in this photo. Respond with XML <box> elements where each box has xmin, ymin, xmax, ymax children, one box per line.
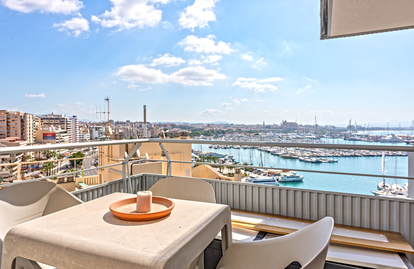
<box><xmin>192</xmin><ymin>134</ymin><xmax>411</xmax><ymax>197</ymax></box>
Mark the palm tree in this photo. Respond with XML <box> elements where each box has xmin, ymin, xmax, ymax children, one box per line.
<box><xmin>43</xmin><ymin>162</ymin><xmax>54</xmax><ymax>176</ymax></box>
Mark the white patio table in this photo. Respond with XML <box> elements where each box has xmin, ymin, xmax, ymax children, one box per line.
<box><xmin>1</xmin><ymin>192</ymin><xmax>232</xmax><ymax>269</ymax></box>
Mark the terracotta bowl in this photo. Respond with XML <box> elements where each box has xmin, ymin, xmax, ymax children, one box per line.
<box><xmin>109</xmin><ymin>196</ymin><xmax>175</xmax><ymax>221</ymax></box>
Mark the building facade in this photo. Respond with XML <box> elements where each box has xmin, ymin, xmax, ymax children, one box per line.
<box><xmin>39</xmin><ymin>113</ymin><xmax>71</xmax><ymax>133</ymax></box>
<box><xmin>89</xmin><ymin>126</ymin><xmax>104</xmax><ymax>140</ymax></box>
<box><xmin>0</xmin><ymin>110</ymin><xmax>36</xmax><ymax>144</ymax></box>
<box><xmin>70</xmin><ymin>116</ymin><xmax>79</xmax><ymax>143</ymax></box>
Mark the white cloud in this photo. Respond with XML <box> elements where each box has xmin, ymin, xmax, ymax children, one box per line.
<box><xmin>201</xmin><ymin>108</ymin><xmax>221</xmax><ymax>116</ymax></box>
<box><xmin>116</xmin><ymin>64</ymin><xmax>170</xmax><ymax>84</ymax></box>
<box><xmin>170</xmin><ymin>65</ymin><xmax>226</xmax><ymax>86</ymax></box>
<box><xmin>179</xmin><ymin>35</ymin><xmax>233</xmax><ymax>54</ymax></box>
<box><xmin>282</xmin><ymin>40</ymin><xmax>296</xmax><ymax>55</ymax></box>
<box><xmin>188</xmin><ymin>59</ymin><xmax>202</xmax><ymax>66</ymax></box>
<box><xmin>233</xmin><ymin>99</ymin><xmax>240</xmax><ymax>105</ymax></box>
<box><xmin>117</xmin><ymin>64</ymin><xmax>226</xmax><ymax>86</ymax></box>
<box><xmin>1</xmin><ymin>0</ymin><xmax>82</xmax><ymax>14</ymax></box>
<box><xmin>241</xmin><ymin>54</ymin><xmax>253</xmax><ymax>61</ymax></box>
<box><xmin>53</xmin><ymin>17</ymin><xmax>89</xmax><ymax>36</ymax></box>
<box><xmin>303</xmin><ymin>77</ymin><xmax>316</xmax><ymax>82</ymax></box>
<box><xmin>91</xmin><ymin>0</ymin><xmax>169</xmax><ymax>30</ymax></box>
<box><xmin>253</xmin><ymin>57</ymin><xmax>267</xmax><ymax>70</ymax></box>
<box><xmin>203</xmin><ymin>55</ymin><xmax>222</xmax><ymax>63</ymax></box>
<box><xmin>256</xmin><ymin>99</ymin><xmax>264</xmax><ymax>102</ymax></box>
<box><xmin>127</xmin><ymin>84</ymin><xmax>151</xmax><ymax>91</ymax></box>
<box><xmin>25</xmin><ymin>93</ymin><xmax>46</xmax><ymax>98</ymax></box>
<box><xmin>260</xmin><ymin>77</ymin><xmax>283</xmax><ymax>82</ymax></box>
<box><xmin>187</xmin><ymin>55</ymin><xmax>222</xmax><ymax>66</ymax></box>
<box><xmin>222</xmin><ymin>102</ymin><xmax>232</xmax><ymax>110</ymax></box>
<box><xmin>150</xmin><ymin>54</ymin><xmax>185</xmax><ymax>67</ymax></box>
<box><xmin>179</xmin><ymin>0</ymin><xmax>218</xmax><ymax>30</ymax></box>
<box><xmin>75</xmin><ymin>102</ymin><xmax>83</xmax><ymax>106</ymax></box>
<box><xmin>232</xmin><ymin>77</ymin><xmax>282</xmax><ymax>93</ymax></box>
<box><xmin>241</xmin><ymin>98</ymin><xmax>248</xmax><ymax>102</ymax></box>
<box><xmin>236</xmin><ymin>77</ymin><xmax>256</xmax><ymax>82</ymax></box>
<box><xmin>297</xmin><ymin>84</ymin><xmax>312</xmax><ymax>94</ymax></box>
<box><xmin>161</xmin><ymin>21</ymin><xmax>173</xmax><ymax>29</ymax></box>
<box><xmin>233</xmin><ymin>81</ymin><xmax>277</xmax><ymax>93</ymax></box>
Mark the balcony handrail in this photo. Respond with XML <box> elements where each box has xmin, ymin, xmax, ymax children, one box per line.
<box><xmin>132</xmin><ymin>158</ymin><xmax>414</xmax><ymax>181</ymax></box>
<box><xmin>0</xmin><ymin>139</ymin><xmax>150</xmax><ymax>154</ymax></box>
<box><xmin>148</xmin><ymin>138</ymin><xmax>414</xmax><ymax>151</ymax></box>
<box><xmin>0</xmin><ymin>162</ymin><xmax>122</xmax><ymax>188</ymax></box>
<box><xmin>0</xmin><ymin>138</ymin><xmax>413</xmax><ymax>155</ymax></box>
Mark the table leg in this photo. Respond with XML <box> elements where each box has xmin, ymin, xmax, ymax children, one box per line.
<box><xmin>221</xmin><ymin>224</ymin><xmax>230</xmax><ymax>255</ymax></box>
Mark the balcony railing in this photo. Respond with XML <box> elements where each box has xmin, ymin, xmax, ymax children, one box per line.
<box><xmin>1</xmin><ymin>138</ymin><xmax>414</xmax><ymax>263</ymax></box>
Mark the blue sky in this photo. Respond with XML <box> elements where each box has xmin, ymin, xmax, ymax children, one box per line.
<box><xmin>1</xmin><ymin>0</ymin><xmax>414</xmax><ymax>126</ymax></box>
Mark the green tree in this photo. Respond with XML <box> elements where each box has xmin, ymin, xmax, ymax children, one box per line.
<box><xmin>57</xmin><ymin>154</ymin><xmax>64</xmax><ymax>159</ymax></box>
<box><xmin>42</xmin><ymin>150</ymin><xmax>51</xmax><ymax>159</ymax></box>
<box><xmin>69</xmin><ymin>152</ymin><xmax>85</xmax><ymax>168</ymax></box>
<box><xmin>50</xmin><ymin>151</ymin><xmax>57</xmax><ymax>158</ymax></box>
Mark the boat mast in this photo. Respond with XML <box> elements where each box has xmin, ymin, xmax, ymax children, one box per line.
<box><xmin>382</xmin><ymin>151</ymin><xmax>386</xmax><ymax>188</ymax></box>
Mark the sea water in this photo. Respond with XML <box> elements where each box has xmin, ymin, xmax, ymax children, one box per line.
<box><xmin>192</xmin><ymin>138</ymin><xmax>410</xmax><ymax>196</ymax></box>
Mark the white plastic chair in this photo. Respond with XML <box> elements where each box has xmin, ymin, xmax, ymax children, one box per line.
<box><xmin>149</xmin><ymin>177</ymin><xmax>216</xmax><ymax>269</ymax></box>
<box><xmin>149</xmin><ymin>177</ymin><xmax>216</xmax><ymax>203</ymax></box>
<box><xmin>216</xmin><ymin>217</ymin><xmax>334</xmax><ymax>269</ymax></box>
<box><xmin>0</xmin><ymin>181</ymin><xmax>83</xmax><ymax>269</ymax></box>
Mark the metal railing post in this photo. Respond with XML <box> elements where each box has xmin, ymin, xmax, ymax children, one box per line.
<box><xmin>122</xmin><ymin>162</ymin><xmax>127</xmax><ymax>193</ymax></box>
<box><xmin>408</xmin><ymin>152</ymin><xmax>414</xmax><ymax>199</ymax></box>
<box><xmin>159</xmin><ymin>143</ymin><xmax>171</xmax><ymax>176</ymax></box>
<box><xmin>123</xmin><ymin>143</ymin><xmax>142</xmax><ymax>193</ymax></box>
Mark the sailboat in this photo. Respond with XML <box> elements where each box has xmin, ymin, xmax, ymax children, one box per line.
<box><xmin>371</xmin><ymin>152</ymin><xmax>408</xmax><ymax>198</ymax></box>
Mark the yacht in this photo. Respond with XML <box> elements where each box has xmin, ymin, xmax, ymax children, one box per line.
<box><xmin>278</xmin><ymin>171</ymin><xmax>304</xmax><ymax>182</ymax></box>
<box><xmin>244</xmin><ymin>175</ymin><xmax>280</xmax><ymax>186</ymax></box>
<box><xmin>379</xmin><ymin>134</ymin><xmax>404</xmax><ymax>143</ymax></box>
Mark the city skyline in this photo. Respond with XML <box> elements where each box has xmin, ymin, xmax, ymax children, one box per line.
<box><xmin>1</xmin><ymin>0</ymin><xmax>414</xmax><ymax>125</ymax></box>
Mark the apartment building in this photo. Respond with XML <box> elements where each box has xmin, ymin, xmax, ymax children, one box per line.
<box><xmin>39</xmin><ymin>113</ymin><xmax>80</xmax><ymax>143</ymax></box>
<box><xmin>89</xmin><ymin>126</ymin><xmax>104</xmax><ymax>140</ymax></box>
<box><xmin>0</xmin><ymin>110</ymin><xmax>37</xmax><ymax>144</ymax></box>
<box><xmin>40</xmin><ymin>113</ymin><xmax>70</xmax><ymax>130</ymax></box>
<box><xmin>70</xmin><ymin>116</ymin><xmax>79</xmax><ymax>143</ymax></box>
<box><xmin>79</xmin><ymin>128</ymin><xmax>90</xmax><ymax>142</ymax></box>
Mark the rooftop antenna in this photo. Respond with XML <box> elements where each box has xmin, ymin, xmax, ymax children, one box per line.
<box><xmin>105</xmin><ymin>97</ymin><xmax>110</xmax><ymax>141</ymax></box>
<box><xmin>95</xmin><ymin>97</ymin><xmax>110</xmax><ymax>140</ymax></box>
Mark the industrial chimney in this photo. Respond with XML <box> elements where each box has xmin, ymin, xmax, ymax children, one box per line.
<box><xmin>143</xmin><ymin>105</ymin><xmax>147</xmax><ymax>138</ymax></box>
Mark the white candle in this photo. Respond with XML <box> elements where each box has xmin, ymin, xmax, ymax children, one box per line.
<box><xmin>136</xmin><ymin>191</ymin><xmax>152</xmax><ymax>213</ymax></box>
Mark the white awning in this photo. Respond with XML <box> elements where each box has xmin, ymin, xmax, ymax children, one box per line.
<box><xmin>321</xmin><ymin>0</ymin><xmax>414</xmax><ymax>39</ymax></box>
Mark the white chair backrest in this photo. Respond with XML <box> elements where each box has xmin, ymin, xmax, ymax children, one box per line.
<box><xmin>290</xmin><ymin>217</ymin><xmax>334</xmax><ymax>269</ymax></box>
<box><xmin>149</xmin><ymin>177</ymin><xmax>216</xmax><ymax>203</ymax></box>
<box><xmin>216</xmin><ymin>217</ymin><xmax>334</xmax><ymax>269</ymax></box>
<box><xmin>0</xmin><ymin>181</ymin><xmax>83</xmax><ymax>241</ymax></box>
